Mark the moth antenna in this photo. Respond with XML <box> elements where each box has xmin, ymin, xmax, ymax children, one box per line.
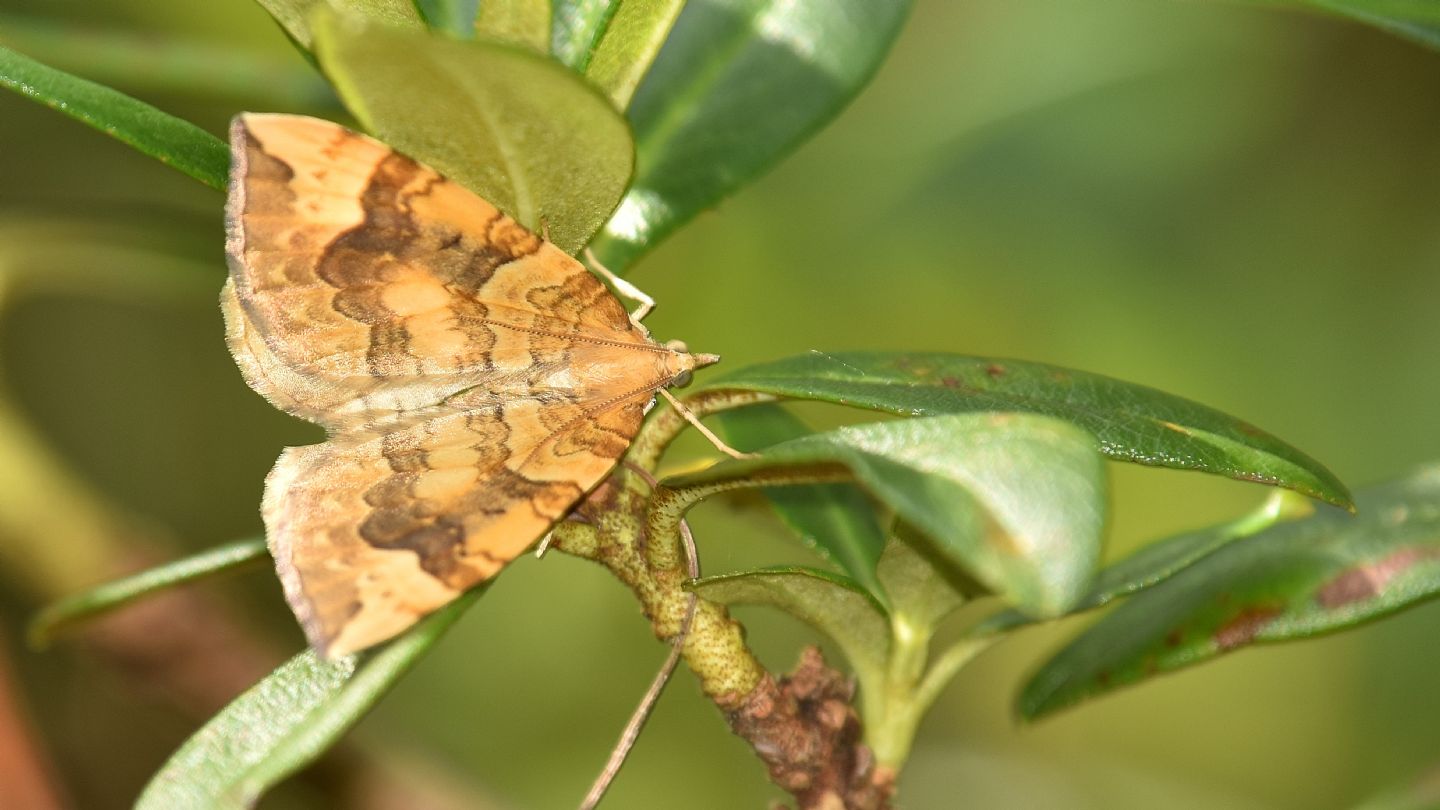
<box><xmin>659</xmin><ymin>388</ymin><xmax>753</xmax><ymax>460</ymax></box>
<box><xmin>579</xmin><ymin>517</ymin><xmax>701</xmax><ymax>810</ymax></box>
<box><xmin>585</xmin><ymin>247</ymin><xmax>655</xmax><ymax>323</ymax></box>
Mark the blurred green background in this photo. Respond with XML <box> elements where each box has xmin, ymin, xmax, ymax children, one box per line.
<box><xmin>2</xmin><ymin>1</ymin><xmax>1439</xmax><ymax>808</ymax></box>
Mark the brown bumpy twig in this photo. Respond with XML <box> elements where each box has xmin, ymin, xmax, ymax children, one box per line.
<box><xmin>557</xmin><ymin>394</ymin><xmax>894</xmax><ymax>810</ymax></box>
<box><xmin>723</xmin><ymin>648</ymin><xmax>894</xmax><ymax>810</ymax></box>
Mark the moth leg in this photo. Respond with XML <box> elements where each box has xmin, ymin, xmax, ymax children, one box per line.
<box><xmin>658</xmin><ymin>388</ymin><xmax>754</xmax><ymax>460</ymax></box>
<box><xmin>585</xmin><ymin>247</ymin><xmax>655</xmax><ymax>323</ymax></box>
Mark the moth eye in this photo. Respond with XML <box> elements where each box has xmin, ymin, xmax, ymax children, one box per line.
<box><xmin>672</xmin><ymin>370</ymin><xmax>694</xmax><ymax>389</ymax></box>
<box><xmin>664</xmin><ymin>339</ymin><xmax>689</xmax><ymax>354</ymax></box>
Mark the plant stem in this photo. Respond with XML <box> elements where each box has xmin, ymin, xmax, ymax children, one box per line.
<box><xmin>913</xmin><ymin>636</ymin><xmax>998</xmax><ymax>717</ymax></box>
<box><xmin>556</xmin><ymin>392</ymin><xmax>897</xmax><ymax>806</ymax></box>
<box><xmin>551</xmin><ymin>489</ymin><xmax>763</xmax><ymax>699</ymax></box>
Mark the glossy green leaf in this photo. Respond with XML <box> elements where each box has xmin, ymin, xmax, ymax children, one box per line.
<box><xmin>1236</xmin><ymin>0</ymin><xmax>1440</xmax><ymax>50</ymax></box>
<box><xmin>137</xmin><ymin>588</ymin><xmax>481</xmax><ymax>809</ymax></box>
<box><xmin>547</xmin><ymin>0</ymin><xmax>686</xmax><ymax>106</ymax></box>
<box><xmin>551</xmin><ymin>0</ymin><xmax>617</xmax><ymax>70</ymax></box>
<box><xmin>252</xmin><ymin>0</ymin><xmax>424</xmax><ymax>48</ymax></box>
<box><xmin>715</xmin><ymin>404</ymin><xmax>888</xmax><ymax>599</ymax></box>
<box><xmin>669</xmin><ymin>413</ymin><xmax>1106</xmax><ymax>618</ymax></box>
<box><xmin>688</xmin><ymin>566</ymin><xmax>889</xmax><ymax>691</ymax></box>
<box><xmin>704</xmin><ymin>352</ymin><xmax>1352</xmax><ymax>510</ymax></box>
<box><xmin>584</xmin><ymin>0</ymin><xmax>686</xmax><ymax>109</ymax></box>
<box><xmin>589</xmin><ymin>0</ymin><xmax>913</xmax><ymax>270</ymax></box>
<box><xmin>29</xmin><ymin>539</ymin><xmax>268</xmax><ymax>647</ymax></box>
<box><xmin>473</xmin><ymin>0</ymin><xmax>549</xmax><ymax>49</ymax></box>
<box><xmin>877</xmin><ymin>534</ymin><xmax>965</xmax><ymax>630</ymax></box>
<box><xmin>0</xmin><ymin>44</ymin><xmax>227</xmax><ymax>190</ymax></box>
<box><xmin>314</xmin><ymin>11</ymin><xmax>634</xmax><ymax>254</ymax></box>
<box><xmin>1020</xmin><ymin>465</ymin><xmax>1440</xmax><ymax>720</ymax></box>
<box><xmin>415</xmin><ymin>0</ymin><xmax>481</xmax><ymax>37</ymax></box>
<box><xmin>977</xmin><ymin>490</ymin><xmax>1314</xmax><ymax>635</ymax></box>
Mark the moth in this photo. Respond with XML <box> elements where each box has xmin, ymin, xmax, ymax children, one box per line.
<box><xmin>222</xmin><ymin>113</ymin><xmax>715</xmax><ymax>657</ymax></box>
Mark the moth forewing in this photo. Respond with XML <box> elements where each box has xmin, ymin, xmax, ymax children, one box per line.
<box><xmin>223</xmin><ymin>113</ymin><xmax>714</xmax><ymax>656</ymax></box>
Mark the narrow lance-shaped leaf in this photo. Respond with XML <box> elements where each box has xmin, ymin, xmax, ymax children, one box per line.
<box><xmin>715</xmin><ymin>404</ymin><xmax>888</xmax><ymax>600</ymax></box>
<box><xmin>0</xmin><ymin>44</ymin><xmax>227</xmax><ymax>190</ymax></box>
<box><xmin>976</xmin><ymin>489</ymin><xmax>1315</xmax><ymax>635</ymax></box>
<box><xmin>251</xmin><ymin>0</ymin><xmax>424</xmax><ymax>48</ymax></box>
<box><xmin>669</xmin><ymin>413</ymin><xmax>1106</xmax><ymax>618</ymax></box>
<box><xmin>546</xmin><ymin>0</ymin><xmax>686</xmax><ymax>107</ymax></box>
<box><xmin>474</xmin><ymin>0</ymin><xmax>550</xmax><ymax>49</ymax></box>
<box><xmin>137</xmin><ymin>588</ymin><xmax>482</xmax><ymax>809</ymax></box>
<box><xmin>551</xmin><ymin>0</ymin><xmax>621</xmax><ymax>70</ymax></box>
<box><xmin>1021</xmin><ymin>464</ymin><xmax>1440</xmax><ymax>720</ymax></box>
<box><xmin>584</xmin><ymin>0</ymin><xmax>687</xmax><ymax>109</ymax></box>
<box><xmin>313</xmin><ymin>11</ymin><xmax>634</xmax><ymax>253</ymax></box>
<box><xmin>703</xmin><ymin>351</ymin><xmax>1353</xmax><ymax>509</ymax></box>
<box><xmin>30</xmin><ymin>539</ymin><xmax>269</xmax><ymax>647</ymax></box>
<box><xmin>590</xmin><ymin>0</ymin><xmax>913</xmax><ymax>271</ymax></box>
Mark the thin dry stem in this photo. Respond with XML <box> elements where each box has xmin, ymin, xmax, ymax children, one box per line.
<box><xmin>578</xmin><ymin>513</ymin><xmax>700</xmax><ymax>810</ymax></box>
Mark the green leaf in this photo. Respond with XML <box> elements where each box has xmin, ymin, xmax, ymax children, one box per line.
<box><xmin>1235</xmin><ymin>0</ymin><xmax>1440</xmax><ymax>50</ymax></box>
<box><xmin>539</xmin><ymin>0</ymin><xmax>685</xmax><ymax>106</ymax></box>
<box><xmin>29</xmin><ymin>539</ymin><xmax>268</xmax><ymax>647</ymax></box>
<box><xmin>704</xmin><ymin>351</ymin><xmax>1353</xmax><ymax>510</ymax></box>
<box><xmin>313</xmin><ymin>11</ymin><xmax>634</xmax><ymax>254</ymax></box>
<box><xmin>1020</xmin><ymin>465</ymin><xmax>1440</xmax><ymax>720</ymax></box>
<box><xmin>877</xmin><ymin>534</ymin><xmax>966</xmax><ymax>631</ymax></box>
<box><xmin>137</xmin><ymin>588</ymin><xmax>481</xmax><ymax>809</ymax></box>
<box><xmin>0</xmin><ymin>13</ymin><xmax>334</xmax><ymax>106</ymax></box>
<box><xmin>0</xmin><ymin>44</ymin><xmax>227</xmax><ymax>190</ymax></box>
<box><xmin>715</xmin><ymin>404</ymin><xmax>888</xmax><ymax>600</ymax></box>
<box><xmin>252</xmin><ymin>0</ymin><xmax>424</xmax><ymax>48</ymax></box>
<box><xmin>669</xmin><ymin>413</ymin><xmax>1106</xmax><ymax>618</ymax></box>
<box><xmin>551</xmin><ymin>0</ymin><xmax>619</xmax><ymax>70</ymax></box>
<box><xmin>589</xmin><ymin>0</ymin><xmax>913</xmax><ymax>271</ymax></box>
<box><xmin>687</xmin><ymin>566</ymin><xmax>889</xmax><ymax>694</ymax></box>
<box><xmin>977</xmin><ymin>489</ymin><xmax>1314</xmax><ymax>635</ymax></box>
<box><xmin>583</xmin><ymin>0</ymin><xmax>687</xmax><ymax>109</ymax></box>
<box><xmin>473</xmin><ymin>0</ymin><xmax>549</xmax><ymax>48</ymax></box>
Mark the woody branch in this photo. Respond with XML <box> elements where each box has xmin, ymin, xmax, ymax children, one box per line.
<box><xmin>552</xmin><ymin>395</ymin><xmax>895</xmax><ymax>810</ymax></box>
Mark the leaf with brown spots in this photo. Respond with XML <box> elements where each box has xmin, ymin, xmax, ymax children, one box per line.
<box><xmin>975</xmin><ymin>489</ymin><xmax>1314</xmax><ymax>636</ymax></box>
<box><xmin>703</xmin><ymin>351</ymin><xmax>1353</xmax><ymax>510</ymax></box>
<box><xmin>1020</xmin><ymin>464</ymin><xmax>1440</xmax><ymax>720</ymax></box>
<box><xmin>224</xmin><ymin>113</ymin><xmax>714</xmax><ymax>656</ymax></box>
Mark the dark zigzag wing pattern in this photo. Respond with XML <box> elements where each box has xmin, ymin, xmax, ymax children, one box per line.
<box><xmin>223</xmin><ymin>113</ymin><xmax>694</xmax><ymax>656</ymax></box>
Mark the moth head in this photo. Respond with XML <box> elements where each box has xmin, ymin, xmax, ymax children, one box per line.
<box><xmin>663</xmin><ymin>339</ymin><xmax>719</xmax><ymax>389</ymax></box>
